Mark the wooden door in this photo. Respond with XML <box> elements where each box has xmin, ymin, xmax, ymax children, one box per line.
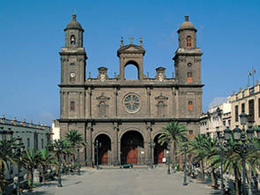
<box><xmin>126</xmin><ymin>146</ymin><xmax>138</xmax><ymax>164</ymax></box>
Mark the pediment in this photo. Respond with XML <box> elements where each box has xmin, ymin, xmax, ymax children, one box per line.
<box><xmin>96</xmin><ymin>93</ymin><xmax>110</xmax><ymax>101</ymax></box>
<box><xmin>155</xmin><ymin>93</ymin><xmax>168</xmax><ymax>100</ymax></box>
<box><xmin>117</xmin><ymin>44</ymin><xmax>146</xmax><ymax>56</ymax></box>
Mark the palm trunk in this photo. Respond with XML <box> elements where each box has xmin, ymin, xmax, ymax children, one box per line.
<box><xmin>200</xmin><ymin>159</ymin><xmax>204</xmax><ymax>181</ymax></box>
<box><xmin>210</xmin><ymin>168</ymin><xmax>216</xmax><ymax>187</ymax></box>
<box><xmin>0</xmin><ymin>173</ymin><xmax>4</xmax><ymax>194</ymax></box>
<box><xmin>188</xmin><ymin>155</ymin><xmax>192</xmax><ymax>175</ymax></box>
<box><xmin>28</xmin><ymin>168</ymin><xmax>33</xmax><ymax>188</ymax></box>
<box><xmin>179</xmin><ymin>154</ymin><xmax>183</xmax><ymax>171</ymax></box>
<box><xmin>234</xmin><ymin>166</ymin><xmax>241</xmax><ymax>195</ymax></box>
<box><xmin>173</xmin><ymin>141</ymin><xmax>177</xmax><ymax>164</ymax></box>
<box><xmin>42</xmin><ymin>166</ymin><xmax>46</xmax><ymax>183</ymax></box>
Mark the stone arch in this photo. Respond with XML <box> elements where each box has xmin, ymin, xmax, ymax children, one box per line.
<box><xmin>94</xmin><ymin>133</ymin><xmax>112</xmax><ymax>165</ymax></box>
<box><xmin>124</xmin><ymin>60</ymin><xmax>140</xmax><ymax>80</ymax></box>
<box><xmin>120</xmin><ymin>130</ymin><xmax>145</xmax><ymax>165</ymax></box>
<box><xmin>119</xmin><ymin>127</ymin><xmax>145</xmax><ymax>142</ymax></box>
<box><xmin>153</xmin><ymin>133</ymin><xmax>167</xmax><ymax>164</ymax></box>
<box><xmin>93</xmin><ymin>131</ymin><xmax>113</xmax><ymax>142</ymax></box>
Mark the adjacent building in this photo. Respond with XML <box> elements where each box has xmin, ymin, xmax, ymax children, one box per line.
<box><xmin>200</xmin><ymin>100</ymin><xmax>231</xmax><ymax>137</ymax></box>
<box><xmin>0</xmin><ymin>115</ymin><xmax>51</xmax><ymax>150</ymax></box>
<box><xmin>58</xmin><ymin>15</ymin><xmax>203</xmax><ymax>166</ymax></box>
<box><xmin>229</xmin><ymin>81</ymin><xmax>260</xmax><ymax>129</ymax></box>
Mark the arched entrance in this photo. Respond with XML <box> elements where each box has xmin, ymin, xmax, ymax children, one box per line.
<box><xmin>94</xmin><ymin>134</ymin><xmax>111</xmax><ymax>165</ymax></box>
<box><xmin>121</xmin><ymin>131</ymin><xmax>144</xmax><ymax>165</ymax></box>
<box><xmin>154</xmin><ymin>134</ymin><xmax>167</xmax><ymax>164</ymax></box>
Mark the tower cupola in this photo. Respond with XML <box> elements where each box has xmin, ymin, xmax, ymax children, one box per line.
<box><xmin>177</xmin><ymin>15</ymin><xmax>197</xmax><ymax>49</ymax></box>
<box><xmin>64</xmin><ymin>14</ymin><xmax>84</xmax><ymax>48</ymax></box>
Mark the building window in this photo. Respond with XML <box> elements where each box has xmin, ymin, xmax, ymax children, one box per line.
<box><xmin>223</xmin><ymin>121</ymin><xmax>226</xmax><ymax>127</ymax></box>
<box><xmin>34</xmin><ymin>133</ymin><xmax>38</xmax><ymax>150</ymax></box>
<box><xmin>248</xmin><ymin>99</ymin><xmax>254</xmax><ymax>122</ymax></box>
<box><xmin>187</xmin><ymin>63</ymin><xmax>192</xmax><ymax>67</ymax></box>
<box><xmin>187</xmin><ymin>72</ymin><xmax>193</xmax><ymax>83</ymax></box>
<box><xmin>157</xmin><ymin>101</ymin><xmax>166</xmax><ymax>117</ymax></box>
<box><xmin>186</xmin><ymin>36</ymin><xmax>192</xmax><ymax>48</ymax></box>
<box><xmin>27</xmin><ymin>138</ymin><xmax>30</xmax><ymax>149</ymax></box>
<box><xmin>98</xmin><ymin>101</ymin><xmax>108</xmax><ymax>117</ymax></box>
<box><xmin>70</xmin><ymin>35</ymin><xmax>76</xmax><ymax>47</ymax></box>
<box><xmin>189</xmin><ymin>130</ymin><xmax>193</xmax><ymax>138</ymax></box>
<box><xmin>188</xmin><ymin>101</ymin><xmax>193</xmax><ymax>110</ymax></box>
<box><xmin>235</xmin><ymin>105</ymin><xmax>239</xmax><ymax>122</ymax></box>
<box><xmin>70</xmin><ymin>101</ymin><xmax>75</xmax><ymax>111</ymax></box>
<box><xmin>258</xmin><ymin>98</ymin><xmax>260</xmax><ymax>118</ymax></box>
<box><xmin>241</xmin><ymin>103</ymin><xmax>245</xmax><ymax>113</ymax></box>
<box><xmin>41</xmin><ymin>138</ymin><xmax>44</xmax><ymax>149</ymax></box>
<box><xmin>70</xmin><ymin>63</ymin><xmax>75</xmax><ymax>66</ymax></box>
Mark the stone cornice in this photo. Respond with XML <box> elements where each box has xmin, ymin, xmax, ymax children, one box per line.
<box><xmin>58</xmin><ymin>117</ymin><xmax>200</xmax><ymax>123</ymax></box>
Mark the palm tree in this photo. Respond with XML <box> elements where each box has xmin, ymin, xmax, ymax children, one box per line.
<box><xmin>21</xmin><ymin>150</ymin><xmax>41</xmax><ymax>188</ymax></box>
<box><xmin>39</xmin><ymin>149</ymin><xmax>57</xmax><ymax>183</ymax></box>
<box><xmin>158</xmin><ymin>122</ymin><xmax>188</xmax><ymax>169</ymax></box>
<box><xmin>187</xmin><ymin>134</ymin><xmax>210</xmax><ymax>181</ymax></box>
<box><xmin>0</xmin><ymin>138</ymin><xmax>17</xmax><ymax>193</ymax></box>
<box><xmin>65</xmin><ymin>130</ymin><xmax>86</xmax><ymax>166</ymax></box>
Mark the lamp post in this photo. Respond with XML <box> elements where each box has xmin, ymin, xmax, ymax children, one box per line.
<box><xmin>54</xmin><ymin>143</ymin><xmax>62</xmax><ymax>187</ymax></box>
<box><xmin>77</xmin><ymin>144</ymin><xmax>81</xmax><ymax>175</ymax></box>
<box><xmin>223</xmin><ymin>113</ymin><xmax>260</xmax><ymax>195</ymax></box>
<box><xmin>216</xmin><ymin>134</ymin><xmax>226</xmax><ymax>195</ymax></box>
<box><xmin>167</xmin><ymin>142</ymin><xmax>171</xmax><ymax>175</ymax></box>
<box><xmin>95</xmin><ymin>140</ymin><xmax>101</xmax><ymax>170</ymax></box>
<box><xmin>183</xmin><ymin>143</ymin><xmax>188</xmax><ymax>186</ymax></box>
<box><xmin>11</xmin><ymin>137</ymin><xmax>25</xmax><ymax>195</ymax></box>
<box><xmin>149</xmin><ymin>142</ymin><xmax>155</xmax><ymax>169</ymax></box>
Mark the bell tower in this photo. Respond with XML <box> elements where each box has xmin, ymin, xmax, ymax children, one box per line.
<box><xmin>173</xmin><ymin>15</ymin><xmax>202</xmax><ymax>84</ymax></box>
<box><xmin>60</xmin><ymin>14</ymin><xmax>87</xmax><ymax>85</ymax></box>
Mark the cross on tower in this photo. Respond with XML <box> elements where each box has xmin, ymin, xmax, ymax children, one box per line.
<box><xmin>129</xmin><ymin>36</ymin><xmax>134</xmax><ymax>44</ymax></box>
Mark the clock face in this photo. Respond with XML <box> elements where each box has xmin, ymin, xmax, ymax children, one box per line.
<box><xmin>124</xmin><ymin>93</ymin><xmax>141</xmax><ymax>113</ymax></box>
<box><xmin>70</xmin><ymin>72</ymin><xmax>76</xmax><ymax>78</ymax></box>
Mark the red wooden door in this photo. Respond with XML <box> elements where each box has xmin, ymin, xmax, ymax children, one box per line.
<box><xmin>101</xmin><ymin>151</ymin><xmax>108</xmax><ymax>164</ymax></box>
<box><xmin>127</xmin><ymin>147</ymin><xmax>138</xmax><ymax>164</ymax></box>
<box><xmin>157</xmin><ymin>149</ymin><xmax>164</xmax><ymax>163</ymax></box>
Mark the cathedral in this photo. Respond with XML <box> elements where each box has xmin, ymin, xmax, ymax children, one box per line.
<box><xmin>58</xmin><ymin>15</ymin><xmax>203</xmax><ymax>166</ymax></box>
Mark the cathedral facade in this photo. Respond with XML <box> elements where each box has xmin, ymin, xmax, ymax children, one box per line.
<box><xmin>58</xmin><ymin>15</ymin><xmax>203</xmax><ymax>165</ymax></box>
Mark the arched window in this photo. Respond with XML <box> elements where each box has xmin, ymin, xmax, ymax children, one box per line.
<box><xmin>70</xmin><ymin>101</ymin><xmax>75</xmax><ymax>111</ymax></box>
<box><xmin>186</xmin><ymin>36</ymin><xmax>192</xmax><ymax>49</ymax></box>
<box><xmin>124</xmin><ymin>63</ymin><xmax>139</xmax><ymax>80</ymax></box>
<box><xmin>187</xmin><ymin>72</ymin><xmax>193</xmax><ymax>83</ymax></box>
<box><xmin>27</xmin><ymin>138</ymin><xmax>30</xmax><ymax>149</ymax></box>
<box><xmin>188</xmin><ymin>101</ymin><xmax>193</xmax><ymax>110</ymax></box>
<box><xmin>98</xmin><ymin>101</ymin><xmax>108</xmax><ymax>117</ymax></box>
<box><xmin>70</xmin><ymin>35</ymin><xmax>76</xmax><ymax>47</ymax></box>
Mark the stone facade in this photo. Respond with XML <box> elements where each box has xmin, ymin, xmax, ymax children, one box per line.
<box><xmin>58</xmin><ymin>15</ymin><xmax>203</xmax><ymax>165</ymax></box>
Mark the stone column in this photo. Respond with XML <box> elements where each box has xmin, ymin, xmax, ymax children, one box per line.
<box><xmin>113</xmin><ymin>122</ymin><xmax>119</xmax><ymax>165</ymax></box>
<box><xmin>87</xmin><ymin>88</ymin><xmax>92</xmax><ymax>117</ymax></box>
<box><xmin>175</xmin><ymin>88</ymin><xmax>179</xmax><ymax>118</ymax></box>
<box><xmin>86</xmin><ymin>123</ymin><xmax>93</xmax><ymax>166</ymax></box>
<box><xmin>64</xmin><ymin>92</ymin><xmax>68</xmax><ymax>118</ymax></box>
<box><xmin>146</xmin><ymin>122</ymin><xmax>152</xmax><ymax>165</ymax></box>
<box><xmin>114</xmin><ymin>88</ymin><xmax>118</xmax><ymax>117</ymax></box>
<box><xmin>146</xmin><ymin>87</ymin><xmax>151</xmax><ymax>117</ymax></box>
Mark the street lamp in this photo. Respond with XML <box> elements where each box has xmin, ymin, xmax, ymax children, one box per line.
<box><xmin>149</xmin><ymin>142</ymin><xmax>155</xmax><ymax>169</ymax></box>
<box><xmin>223</xmin><ymin>113</ymin><xmax>260</xmax><ymax>195</ymax></box>
<box><xmin>216</xmin><ymin>134</ymin><xmax>226</xmax><ymax>195</ymax></box>
<box><xmin>183</xmin><ymin>143</ymin><xmax>188</xmax><ymax>186</ymax></box>
<box><xmin>11</xmin><ymin>137</ymin><xmax>25</xmax><ymax>195</ymax></box>
<box><xmin>167</xmin><ymin>142</ymin><xmax>171</xmax><ymax>175</ymax></box>
<box><xmin>77</xmin><ymin>144</ymin><xmax>81</xmax><ymax>175</ymax></box>
<box><xmin>54</xmin><ymin>143</ymin><xmax>62</xmax><ymax>187</ymax></box>
<box><xmin>95</xmin><ymin>140</ymin><xmax>102</xmax><ymax>170</ymax></box>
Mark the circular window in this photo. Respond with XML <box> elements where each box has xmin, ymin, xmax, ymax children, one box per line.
<box><xmin>124</xmin><ymin>93</ymin><xmax>141</xmax><ymax>113</ymax></box>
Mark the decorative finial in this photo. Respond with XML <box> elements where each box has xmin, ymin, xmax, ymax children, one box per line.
<box><xmin>172</xmin><ymin>72</ymin><xmax>174</xmax><ymax>78</ymax></box>
<box><xmin>114</xmin><ymin>72</ymin><xmax>117</xmax><ymax>78</ymax></box>
<box><xmin>72</xmin><ymin>14</ymin><xmax>76</xmax><ymax>21</ymax></box>
<box><xmin>88</xmin><ymin>72</ymin><xmax>91</xmax><ymax>78</ymax></box>
<box><xmin>147</xmin><ymin>72</ymin><xmax>149</xmax><ymax>78</ymax></box>
<box><xmin>140</xmin><ymin>37</ymin><xmax>143</xmax><ymax>47</ymax></box>
<box><xmin>120</xmin><ymin>37</ymin><xmax>124</xmax><ymax>47</ymax></box>
<box><xmin>129</xmin><ymin>36</ymin><xmax>134</xmax><ymax>45</ymax></box>
<box><xmin>185</xmin><ymin>15</ymin><xmax>189</xmax><ymax>21</ymax></box>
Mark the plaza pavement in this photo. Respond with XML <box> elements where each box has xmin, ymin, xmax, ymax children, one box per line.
<box><xmin>25</xmin><ymin>166</ymin><xmax>220</xmax><ymax>195</ymax></box>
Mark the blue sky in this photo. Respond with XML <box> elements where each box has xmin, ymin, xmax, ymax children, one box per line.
<box><xmin>0</xmin><ymin>0</ymin><xmax>259</xmax><ymax>125</ymax></box>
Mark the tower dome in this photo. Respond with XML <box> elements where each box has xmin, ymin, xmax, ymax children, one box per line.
<box><xmin>178</xmin><ymin>15</ymin><xmax>196</xmax><ymax>32</ymax></box>
<box><xmin>65</xmin><ymin>14</ymin><xmax>83</xmax><ymax>31</ymax></box>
